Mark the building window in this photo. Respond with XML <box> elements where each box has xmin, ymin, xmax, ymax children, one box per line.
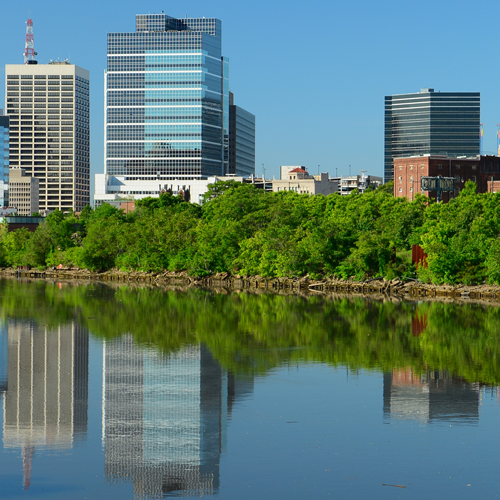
<box><xmin>399</xmin><ymin>187</ymin><xmax>402</xmax><ymax>192</ymax></box>
<box><xmin>438</xmin><ymin>165</ymin><xmax>442</xmax><ymax>169</ymax></box>
<box><xmin>399</xmin><ymin>176</ymin><xmax>402</xmax><ymax>182</ymax></box>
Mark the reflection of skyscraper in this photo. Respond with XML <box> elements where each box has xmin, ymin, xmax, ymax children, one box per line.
<box><xmin>383</xmin><ymin>369</ymin><xmax>479</xmax><ymax>424</ymax></box>
<box><xmin>2</xmin><ymin>320</ymin><xmax>89</xmax><ymax>487</ymax></box>
<box><xmin>103</xmin><ymin>337</ymin><xmax>253</xmax><ymax>497</ymax></box>
<box><xmin>0</xmin><ymin>323</ymin><xmax>8</xmax><ymax>395</ymax></box>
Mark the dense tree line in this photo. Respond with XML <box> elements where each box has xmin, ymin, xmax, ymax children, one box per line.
<box><xmin>1</xmin><ymin>180</ymin><xmax>500</xmax><ymax>284</ymax></box>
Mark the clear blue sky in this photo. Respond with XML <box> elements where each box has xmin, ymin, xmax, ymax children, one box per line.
<box><xmin>1</xmin><ymin>0</ymin><xmax>498</xmax><ymax>187</ymax></box>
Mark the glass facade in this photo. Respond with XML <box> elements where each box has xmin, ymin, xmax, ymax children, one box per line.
<box><xmin>229</xmin><ymin>100</ymin><xmax>256</xmax><ymax>176</ymax></box>
<box><xmin>103</xmin><ymin>338</ymin><xmax>228</xmax><ymax>496</ymax></box>
<box><xmin>0</xmin><ymin>115</ymin><xmax>9</xmax><ymax>206</ymax></box>
<box><xmin>105</xmin><ymin>14</ymin><xmax>227</xmax><ymax>180</ymax></box>
<box><xmin>384</xmin><ymin>89</ymin><xmax>480</xmax><ymax>182</ymax></box>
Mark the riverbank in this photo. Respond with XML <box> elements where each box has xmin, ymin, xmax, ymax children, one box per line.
<box><xmin>2</xmin><ymin>267</ymin><xmax>500</xmax><ymax>302</ymax></box>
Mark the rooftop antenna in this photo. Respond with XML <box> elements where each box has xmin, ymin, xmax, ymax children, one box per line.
<box><xmin>24</xmin><ymin>18</ymin><xmax>37</xmax><ymax>64</ymax></box>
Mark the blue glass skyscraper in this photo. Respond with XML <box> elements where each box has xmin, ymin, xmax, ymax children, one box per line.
<box><xmin>105</xmin><ymin>14</ymin><xmax>229</xmax><ymax>180</ymax></box>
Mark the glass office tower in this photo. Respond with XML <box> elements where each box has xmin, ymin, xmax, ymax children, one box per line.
<box><xmin>384</xmin><ymin>89</ymin><xmax>480</xmax><ymax>182</ymax></box>
<box><xmin>229</xmin><ymin>92</ymin><xmax>255</xmax><ymax>176</ymax></box>
<box><xmin>105</xmin><ymin>14</ymin><xmax>229</xmax><ymax>180</ymax></box>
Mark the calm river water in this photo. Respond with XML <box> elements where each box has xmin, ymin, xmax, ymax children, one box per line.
<box><xmin>1</xmin><ymin>279</ymin><xmax>500</xmax><ymax>499</ymax></box>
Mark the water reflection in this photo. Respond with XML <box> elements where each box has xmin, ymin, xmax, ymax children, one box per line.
<box><xmin>2</xmin><ymin>280</ymin><xmax>500</xmax><ymax>498</ymax></box>
<box><xmin>1</xmin><ymin>319</ymin><xmax>89</xmax><ymax>488</ymax></box>
<box><xmin>103</xmin><ymin>337</ymin><xmax>254</xmax><ymax>497</ymax></box>
<box><xmin>383</xmin><ymin>369</ymin><xmax>479</xmax><ymax>424</ymax></box>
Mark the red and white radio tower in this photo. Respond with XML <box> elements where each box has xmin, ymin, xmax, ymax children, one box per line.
<box><xmin>24</xmin><ymin>18</ymin><xmax>37</xmax><ymax>64</ymax></box>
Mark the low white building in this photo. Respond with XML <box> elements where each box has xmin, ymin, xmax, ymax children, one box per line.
<box><xmin>338</xmin><ymin>173</ymin><xmax>383</xmax><ymax>195</ymax></box>
<box><xmin>94</xmin><ymin>174</ymin><xmax>270</xmax><ymax>207</ymax></box>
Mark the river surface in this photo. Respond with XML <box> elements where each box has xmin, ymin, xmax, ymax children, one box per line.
<box><xmin>1</xmin><ymin>279</ymin><xmax>500</xmax><ymax>499</ymax></box>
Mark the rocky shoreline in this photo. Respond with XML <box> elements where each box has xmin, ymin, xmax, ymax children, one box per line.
<box><xmin>2</xmin><ymin>267</ymin><xmax>500</xmax><ymax>303</ymax></box>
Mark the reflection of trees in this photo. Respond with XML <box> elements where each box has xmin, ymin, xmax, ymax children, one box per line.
<box><xmin>1</xmin><ymin>279</ymin><xmax>500</xmax><ymax>385</ymax></box>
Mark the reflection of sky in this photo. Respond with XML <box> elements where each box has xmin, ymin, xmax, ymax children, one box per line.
<box><xmin>0</xmin><ymin>325</ymin><xmax>7</xmax><ymax>392</ymax></box>
<box><xmin>1</xmin><ymin>339</ymin><xmax>500</xmax><ymax>499</ymax></box>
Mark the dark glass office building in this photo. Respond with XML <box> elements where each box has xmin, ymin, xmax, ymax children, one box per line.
<box><xmin>229</xmin><ymin>92</ymin><xmax>255</xmax><ymax>176</ymax></box>
<box><xmin>105</xmin><ymin>14</ymin><xmax>229</xmax><ymax>180</ymax></box>
<box><xmin>384</xmin><ymin>89</ymin><xmax>480</xmax><ymax>182</ymax></box>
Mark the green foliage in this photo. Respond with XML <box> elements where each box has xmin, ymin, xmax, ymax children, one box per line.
<box><xmin>2</xmin><ymin>228</ymin><xmax>32</xmax><ymax>268</ymax></box>
<box><xmin>3</xmin><ymin>279</ymin><xmax>500</xmax><ymax>385</ymax></box>
<box><xmin>0</xmin><ymin>181</ymin><xmax>499</xmax><ymax>283</ymax></box>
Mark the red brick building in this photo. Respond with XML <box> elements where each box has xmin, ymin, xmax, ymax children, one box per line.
<box><xmin>393</xmin><ymin>155</ymin><xmax>500</xmax><ymax>202</ymax></box>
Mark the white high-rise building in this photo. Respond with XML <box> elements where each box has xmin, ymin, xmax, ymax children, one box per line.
<box><xmin>5</xmin><ymin>62</ymin><xmax>90</xmax><ymax>212</ymax></box>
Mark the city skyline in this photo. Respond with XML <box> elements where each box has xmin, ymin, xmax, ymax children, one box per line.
<box><xmin>2</xmin><ymin>1</ymin><xmax>500</xmax><ymax>193</ymax></box>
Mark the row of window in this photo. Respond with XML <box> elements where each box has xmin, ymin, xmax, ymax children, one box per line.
<box><xmin>8</xmin><ymin>75</ymin><xmax>74</xmax><ymax>79</ymax></box>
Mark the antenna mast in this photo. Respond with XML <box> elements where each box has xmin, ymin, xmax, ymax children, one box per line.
<box><xmin>24</xmin><ymin>18</ymin><xmax>37</xmax><ymax>64</ymax></box>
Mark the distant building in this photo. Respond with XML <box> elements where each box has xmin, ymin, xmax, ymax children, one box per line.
<box><xmin>229</xmin><ymin>92</ymin><xmax>255</xmax><ymax>176</ymax></box>
<box><xmin>0</xmin><ymin>112</ymin><xmax>9</xmax><ymax>207</ymax></box>
<box><xmin>394</xmin><ymin>154</ymin><xmax>500</xmax><ymax>202</ymax></box>
<box><xmin>272</xmin><ymin>167</ymin><xmax>338</xmax><ymax>195</ymax></box>
<box><xmin>8</xmin><ymin>167</ymin><xmax>39</xmax><ymax>216</ymax></box>
<box><xmin>384</xmin><ymin>89</ymin><xmax>480</xmax><ymax>183</ymax></box>
<box><xmin>338</xmin><ymin>174</ymin><xmax>383</xmax><ymax>195</ymax></box>
<box><xmin>5</xmin><ymin>62</ymin><xmax>90</xmax><ymax>212</ymax></box>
